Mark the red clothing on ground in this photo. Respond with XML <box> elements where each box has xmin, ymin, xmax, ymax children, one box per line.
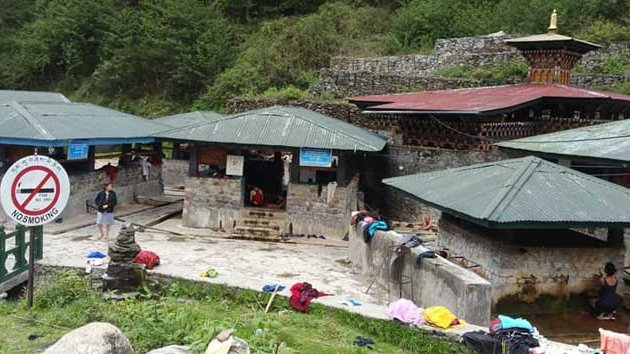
<box><xmin>133</xmin><ymin>250</ymin><xmax>160</xmax><ymax>270</ymax></box>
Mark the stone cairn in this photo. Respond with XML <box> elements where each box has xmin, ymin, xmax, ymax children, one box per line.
<box><xmin>103</xmin><ymin>224</ymin><xmax>144</xmax><ymax>293</ymax></box>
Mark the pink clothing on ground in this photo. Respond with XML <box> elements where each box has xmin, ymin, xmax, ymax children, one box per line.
<box><xmin>388</xmin><ymin>299</ymin><xmax>426</xmax><ymax>326</ymax></box>
<box><xmin>600</xmin><ymin>328</ymin><xmax>630</xmax><ymax>354</ymax></box>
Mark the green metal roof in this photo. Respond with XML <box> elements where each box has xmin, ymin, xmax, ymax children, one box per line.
<box><xmin>383</xmin><ymin>156</ymin><xmax>630</xmax><ymax>228</ymax></box>
<box><xmin>497</xmin><ymin>119</ymin><xmax>630</xmax><ymax>163</ymax></box>
<box><xmin>0</xmin><ymin>90</ymin><xmax>70</xmax><ymax>103</ymax></box>
<box><xmin>0</xmin><ymin>101</ymin><xmax>166</xmax><ymax>147</ymax></box>
<box><xmin>156</xmin><ymin>106</ymin><xmax>387</xmax><ymax>152</ymax></box>
<box><xmin>154</xmin><ymin>111</ymin><xmax>224</xmax><ymax>128</ymax></box>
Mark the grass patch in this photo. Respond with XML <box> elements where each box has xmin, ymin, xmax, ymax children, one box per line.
<box><xmin>0</xmin><ymin>270</ymin><xmax>469</xmax><ymax>354</ymax></box>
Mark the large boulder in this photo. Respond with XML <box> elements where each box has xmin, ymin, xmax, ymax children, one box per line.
<box><xmin>43</xmin><ymin>322</ymin><xmax>134</xmax><ymax>354</ymax></box>
<box><xmin>146</xmin><ymin>345</ymin><xmax>191</xmax><ymax>354</ymax></box>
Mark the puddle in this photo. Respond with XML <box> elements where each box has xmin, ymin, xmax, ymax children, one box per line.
<box><xmin>199</xmin><ymin>240</ymin><xmax>218</xmax><ymax>244</ymax></box>
<box><xmin>259</xmin><ymin>247</ymin><xmax>279</xmax><ymax>252</ymax></box>
<box><xmin>167</xmin><ymin>237</ymin><xmax>186</xmax><ymax>242</ymax></box>
<box><xmin>193</xmin><ymin>248</ymin><xmax>206</xmax><ymax>252</ymax></box>
<box><xmin>277</xmin><ymin>272</ymin><xmax>300</xmax><ymax>278</ymax></box>
<box><xmin>70</xmin><ymin>235</ymin><xmax>92</xmax><ymax>242</ymax></box>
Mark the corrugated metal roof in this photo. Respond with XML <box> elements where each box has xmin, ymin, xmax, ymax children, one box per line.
<box><xmin>383</xmin><ymin>156</ymin><xmax>630</xmax><ymax>228</ymax></box>
<box><xmin>0</xmin><ymin>90</ymin><xmax>70</xmax><ymax>103</ymax></box>
<box><xmin>0</xmin><ymin>101</ymin><xmax>166</xmax><ymax>146</ymax></box>
<box><xmin>156</xmin><ymin>106</ymin><xmax>387</xmax><ymax>152</ymax></box>
<box><xmin>497</xmin><ymin>119</ymin><xmax>630</xmax><ymax>163</ymax></box>
<box><xmin>154</xmin><ymin>111</ymin><xmax>224</xmax><ymax>128</ymax></box>
<box><xmin>349</xmin><ymin>84</ymin><xmax>630</xmax><ymax>115</ymax></box>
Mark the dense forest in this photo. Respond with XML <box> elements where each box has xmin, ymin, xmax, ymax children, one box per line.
<box><xmin>1</xmin><ymin>0</ymin><xmax>629</xmax><ymax>117</ymax></box>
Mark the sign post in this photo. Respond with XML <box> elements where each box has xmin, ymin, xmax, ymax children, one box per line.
<box><xmin>0</xmin><ymin>155</ymin><xmax>70</xmax><ymax>308</ymax></box>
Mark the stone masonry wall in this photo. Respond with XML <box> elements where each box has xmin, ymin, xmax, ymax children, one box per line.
<box><xmin>380</xmin><ymin>146</ymin><xmax>509</xmax><ymax>222</ymax></box>
<box><xmin>311</xmin><ymin>33</ymin><xmax>630</xmax><ymax>98</ymax></box>
<box><xmin>286</xmin><ymin>179</ymin><xmax>357</xmax><ymax>239</ymax></box>
<box><xmin>63</xmin><ymin>165</ymin><xmax>162</xmax><ymax>221</ymax></box>
<box><xmin>162</xmin><ymin>159</ymin><xmax>189</xmax><ymax>187</ymax></box>
<box><xmin>438</xmin><ymin>215</ymin><xmax>625</xmax><ymax>307</ymax></box>
<box><xmin>182</xmin><ymin>177</ymin><xmax>242</xmax><ymax>230</ymax></box>
<box><xmin>0</xmin><ymin>165</ymin><xmax>162</xmax><ymax>224</ymax></box>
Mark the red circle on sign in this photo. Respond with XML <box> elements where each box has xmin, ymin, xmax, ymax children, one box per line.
<box><xmin>10</xmin><ymin>165</ymin><xmax>61</xmax><ymax>217</ymax></box>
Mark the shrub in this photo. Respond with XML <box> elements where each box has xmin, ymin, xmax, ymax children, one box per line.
<box><xmin>591</xmin><ymin>53</ymin><xmax>630</xmax><ymax>74</ymax></box>
<box><xmin>577</xmin><ymin>19</ymin><xmax>630</xmax><ymax>44</ymax></box>
<box><xmin>436</xmin><ymin>60</ymin><xmax>529</xmax><ymax>85</ymax></box>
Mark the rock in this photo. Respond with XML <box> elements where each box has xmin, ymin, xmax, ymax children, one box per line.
<box><xmin>146</xmin><ymin>345</ymin><xmax>191</xmax><ymax>354</ymax></box>
<box><xmin>229</xmin><ymin>338</ymin><xmax>250</xmax><ymax>354</ymax></box>
<box><xmin>43</xmin><ymin>322</ymin><xmax>134</xmax><ymax>354</ymax></box>
<box><xmin>108</xmin><ymin>224</ymin><xmax>141</xmax><ymax>263</ymax></box>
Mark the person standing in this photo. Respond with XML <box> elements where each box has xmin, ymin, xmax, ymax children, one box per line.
<box><xmin>95</xmin><ymin>183</ymin><xmax>117</xmax><ymax>240</ymax></box>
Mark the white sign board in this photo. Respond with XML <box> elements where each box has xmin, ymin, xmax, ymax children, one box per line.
<box><xmin>0</xmin><ymin>155</ymin><xmax>70</xmax><ymax>226</ymax></box>
<box><xmin>226</xmin><ymin>155</ymin><xmax>244</xmax><ymax>176</ymax></box>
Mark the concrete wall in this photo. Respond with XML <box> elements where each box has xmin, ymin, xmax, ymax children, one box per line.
<box><xmin>162</xmin><ymin>159</ymin><xmax>188</xmax><ymax>187</ymax></box>
<box><xmin>438</xmin><ymin>215</ymin><xmax>626</xmax><ymax>305</ymax></box>
<box><xmin>0</xmin><ymin>165</ymin><xmax>162</xmax><ymax>224</ymax></box>
<box><xmin>348</xmin><ymin>223</ymin><xmax>492</xmax><ymax>325</ymax></box>
<box><xmin>182</xmin><ymin>177</ymin><xmax>242</xmax><ymax>230</ymax></box>
<box><xmin>286</xmin><ymin>179</ymin><xmax>357</xmax><ymax>239</ymax></box>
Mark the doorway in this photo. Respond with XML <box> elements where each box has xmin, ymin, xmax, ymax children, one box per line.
<box><xmin>244</xmin><ymin>151</ymin><xmax>284</xmax><ymax>208</ymax></box>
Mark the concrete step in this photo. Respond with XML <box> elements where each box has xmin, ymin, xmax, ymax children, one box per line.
<box><xmin>240</xmin><ymin>218</ymin><xmax>283</xmax><ymax>228</ymax></box>
<box><xmin>232</xmin><ymin>225</ymin><xmax>282</xmax><ymax>241</ymax></box>
<box><xmin>239</xmin><ymin>208</ymin><xmax>286</xmax><ymax>220</ymax></box>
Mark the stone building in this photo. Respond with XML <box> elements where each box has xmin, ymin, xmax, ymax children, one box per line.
<box><xmin>384</xmin><ymin>156</ymin><xmax>630</xmax><ymax>310</ymax></box>
<box><xmin>346</xmin><ymin>13</ymin><xmax>630</xmax><ymax>221</ymax></box>
<box><xmin>0</xmin><ymin>91</ymin><xmax>166</xmax><ymax>222</ymax></box>
<box><xmin>156</xmin><ymin>106</ymin><xmax>386</xmax><ymax>240</ymax></box>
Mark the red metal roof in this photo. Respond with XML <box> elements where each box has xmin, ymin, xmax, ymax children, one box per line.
<box><xmin>349</xmin><ymin>84</ymin><xmax>630</xmax><ymax>115</ymax></box>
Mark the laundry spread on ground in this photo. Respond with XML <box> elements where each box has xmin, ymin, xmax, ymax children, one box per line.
<box><xmin>133</xmin><ymin>250</ymin><xmax>160</xmax><ymax>269</ymax></box>
<box><xmin>388</xmin><ymin>299</ymin><xmax>426</xmax><ymax>326</ymax></box>
<box><xmin>288</xmin><ymin>282</ymin><xmax>329</xmax><ymax>313</ymax></box>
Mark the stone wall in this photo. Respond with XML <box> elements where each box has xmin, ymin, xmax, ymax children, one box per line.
<box><xmin>311</xmin><ymin>33</ymin><xmax>630</xmax><ymax>98</ymax></box>
<box><xmin>286</xmin><ymin>179</ymin><xmax>357</xmax><ymax>239</ymax></box>
<box><xmin>378</xmin><ymin>146</ymin><xmax>509</xmax><ymax>222</ymax></box>
<box><xmin>226</xmin><ymin>98</ymin><xmax>362</xmax><ymax>123</ymax></box>
<box><xmin>162</xmin><ymin>159</ymin><xmax>189</xmax><ymax>187</ymax></box>
<box><xmin>63</xmin><ymin>165</ymin><xmax>162</xmax><ymax>221</ymax></box>
<box><xmin>348</xmin><ymin>223</ymin><xmax>492</xmax><ymax>325</ymax></box>
<box><xmin>182</xmin><ymin>177</ymin><xmax>242</xmax><ymax>230</ymax></box>
<box><xmin>438</xmin><ymin>215</ymin><xmax>625</xmax><ymax>307</ymax></box>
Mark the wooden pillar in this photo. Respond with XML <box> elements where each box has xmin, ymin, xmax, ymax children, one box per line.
<box><xmin>173</xmin><ymin>142</ymin><xmax>182</xmax><ymax>160</ymax></box>
<box><xmin>87</xmin><ymin>145</ymin><xmax>96</xmax><ymax>171</ymax></box>
<box><xmin>290</xmin><ymin>149</ymin><xmax>300</xmax><ymax>183</ymax></box>
<box><xmin>188</xmin><ymin>144</ymin><xmax>198</xmax><ymax>177</ymax></box>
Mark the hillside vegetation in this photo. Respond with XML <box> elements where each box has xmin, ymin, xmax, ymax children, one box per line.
<box><xmin>1</xmin><ymin>0</ymin><xmax>629</xmax><ymax>116</ymax></box>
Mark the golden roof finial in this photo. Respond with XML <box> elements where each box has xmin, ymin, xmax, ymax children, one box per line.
<box><xmin>548</xmin><ymin>9</ymin><xmax>558</xmax><ymax>35</ymax></box>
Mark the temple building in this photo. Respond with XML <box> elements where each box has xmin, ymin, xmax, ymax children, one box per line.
<box><xmin>349</xmin><ymin>11</ymin><xmax>630</xmax><ymax>149</ymax></box>
<box><xmin>156</xmin><ymin>106</ymin><xmax>386</xmax><ymax>240</ymax></box>
<box><xmin>346</xmin><ymin>12</ymin><xmax>630</xmax><ymax>220</ymax></box>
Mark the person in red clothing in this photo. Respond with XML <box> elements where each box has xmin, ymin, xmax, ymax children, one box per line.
<box><xmin>99</xmin><ymin>162</ymin><xmax>118</xmax><ymax>182</ymax></box>
<box><xmin>249</xmin><ymin>186</ymin><xmax>264</xmax><ymax>206</ymax></box>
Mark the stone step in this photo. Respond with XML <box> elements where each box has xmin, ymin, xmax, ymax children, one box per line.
<box><xmin>239</xmin><ymin>208</ymin><xmax>287</xmax><ymax>220</ymax></box>
<box><xmin>240</xmin><ymin>218</ymin><xmax>282</xmax><ymax>228</ymax></box>
<box><xmin>233</xmin><ymin>225</ymin><xmax>280</xmax><ymax>235</ymax></box>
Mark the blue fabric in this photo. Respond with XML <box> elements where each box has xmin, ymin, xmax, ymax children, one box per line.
<box><xmin>498</xmin><ymin>315</ymin><xmax>533</xmax><ymax>332</ymax></box>
<box><xmin>86</xmin><ymin>251</ymin><xmax>107</xmax><ymax>259</ymax></box>
<box><xmin>367</xmin><ymin>220</ymin><xmax>389</xmax><ymax>238</ymax></box>
<box><xmin>262</xmin><ymin>284</ymin><xmax>285</xmax><ymax>293</ymax></box>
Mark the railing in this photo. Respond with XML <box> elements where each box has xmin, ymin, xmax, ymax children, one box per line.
<box><xmin>0</xmin><ymin>225</ymin><xmax>43</xmax><ymax>285</ymax></box>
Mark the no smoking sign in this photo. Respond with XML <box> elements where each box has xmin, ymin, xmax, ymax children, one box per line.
<box><xmin>1</xmin><ymin>155</ymin><xmax>70</xmax><ymax>226</ymax></box>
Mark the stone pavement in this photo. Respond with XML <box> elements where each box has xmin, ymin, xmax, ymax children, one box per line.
<box><xmin>40</xmin><ymin>214</ymin><xmax>578</xmax><ymax>353</ymax></box>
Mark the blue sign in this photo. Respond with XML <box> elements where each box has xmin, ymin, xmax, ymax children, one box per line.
<box><xmin>300</xmin><ymin>148</ymin><xmax>332</xmax><ymax>168</ymax></box>
<box><xmin>67</xmin><ymin>142</ymin><xmax>89</xmax><ymax>160</ymax></box>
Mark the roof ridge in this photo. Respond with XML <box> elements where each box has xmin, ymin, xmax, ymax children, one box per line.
<box><xmin>8</xmin><ymin>101</ymin><xmax>56</xmax><ymax>140</ymax></box>
<box><xmin>272</xmin><ymin>106</ymin><xmax>384</xmax><ymax>151</ymax></box>
<box><xmin>480</xmin><ymin>156</ymin><xmax>541</xmax><ymax>220</ymax></box>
